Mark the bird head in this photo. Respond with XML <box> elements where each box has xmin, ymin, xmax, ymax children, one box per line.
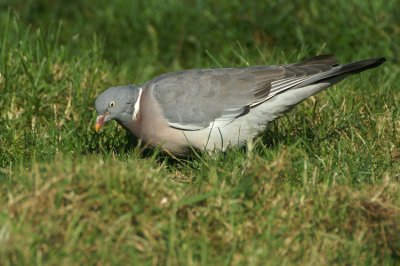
<box><xmin>95</xmin><ymin>85</ymin><xmax>140</xmax><ymax>131</ymax></box>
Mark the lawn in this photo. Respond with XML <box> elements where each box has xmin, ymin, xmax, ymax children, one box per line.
<box><xmin>0</xmin><ymin>0</ymin><xmax>399</xmax><ymax>265</ymax></box>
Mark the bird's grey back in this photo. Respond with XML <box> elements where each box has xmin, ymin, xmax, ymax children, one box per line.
<box><xmin>147</xmin><ymin>56</ymin><xmax>339</xmax><ymax>130</ymax></box>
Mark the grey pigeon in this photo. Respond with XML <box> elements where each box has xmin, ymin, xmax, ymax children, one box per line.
<box><xmin>95</xmin><ymin>55</ymin><xmax>385</xmax><ymax>155</ymax></box>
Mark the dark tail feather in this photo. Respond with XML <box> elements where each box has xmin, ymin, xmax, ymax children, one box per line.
<box><xmin>315</xmin><ymin>57</ymin><xmax>387</xmax><ymax>84</ymax></box>
<box><xmin>295</xmin><ymin>57</ymin><xmax>386</xmax><ymax>88</ymax></box>
<box><xmin>339</xmin><ymin>57</ymin><xmax>386</xmax><ymax>75</ymax></box>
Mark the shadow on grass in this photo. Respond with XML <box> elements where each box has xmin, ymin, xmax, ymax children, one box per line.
<box><xmin>85</xmin><ymin>129</ymin><xmax>200</xmax><ymax>166</ymax></box>
<box><xmin>259</xmin><ymin>118</ymin><xmax>353</xmax><ymax>150</ymax></box>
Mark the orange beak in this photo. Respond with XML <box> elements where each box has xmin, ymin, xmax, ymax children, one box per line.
<box><xmin>95</xmin><ymin>115</ymin><xmax>106</xmax><ymax>132</ymax></box>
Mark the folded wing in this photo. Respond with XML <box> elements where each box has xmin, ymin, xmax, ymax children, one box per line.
<box><xmin>148</xmin><ymin>55</ymin><xmax>339</xmax><ymax>130</ymax></box>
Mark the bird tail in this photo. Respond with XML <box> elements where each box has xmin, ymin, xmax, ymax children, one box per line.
<box><xmin>335</xmin><ymin>57</ymin><xmax>386</xmax><ymax>76</ymax></box>
<box><xmin>296</xmin><ymin>57</ymin><xmax>386</xmax><ymax>88</ymax></box>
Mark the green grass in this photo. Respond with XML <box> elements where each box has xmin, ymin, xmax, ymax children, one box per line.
<box><xmin>0</xmin><ymin>0</ymin><xmax>399</xmax><ymax>265</ymax></box>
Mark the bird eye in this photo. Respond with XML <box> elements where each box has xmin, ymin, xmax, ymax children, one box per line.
<box><xmin>109</xmin><ymin>101</ymin><xmax>115</xmax><ymax>108</ymax></box>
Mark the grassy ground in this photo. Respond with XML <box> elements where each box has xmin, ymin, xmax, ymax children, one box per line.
<box><xmin>0</xmin><ymin>0</ymin><xmax>399</xmax><ymax>265</ymax></box>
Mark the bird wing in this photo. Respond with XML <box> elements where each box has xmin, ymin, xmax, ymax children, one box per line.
<box><xmin>147</xmin><ymin>55</ymin><xmax>337</xmax><ymax>130</ymax></box>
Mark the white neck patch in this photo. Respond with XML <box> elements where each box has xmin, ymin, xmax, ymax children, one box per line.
<box><xmin>132</xmin><ymin>87</ymin><xmax>143</xmax><ymax>120</ymax></box>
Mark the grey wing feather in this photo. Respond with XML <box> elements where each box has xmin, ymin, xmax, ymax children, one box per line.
<box><xmin>148</xmin><ymin>55</ymin><xmax>338</xmax><ymax>130</ymax></box>
<box><xmin>148</xmin><ymin>67</ymin><xmax>284</xmax><ymax>130</ymax></box>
